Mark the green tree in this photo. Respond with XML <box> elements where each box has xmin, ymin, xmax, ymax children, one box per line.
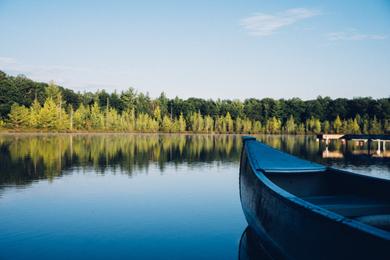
<box><xmin>153</xmin><ymin>106</ymin><xmax>162</xmax><ymax>123</ymax></box>
<box><xmin>122</xmin><ymin>108</ymin><xmax>136</xmax><ymax>132</ymax></box>
<box><xmin>369</xmin><ymin>116</ymin><xmax>382</xmax><ymax>134</ymax></box>
<box><xmin>215</xmin><ymin>116</ymin><xmax>227</xmax><ymax>133</ymax></box>
<box><xmin>284</xmin><ymin>115</ymin><xmax>296</xmax><ymax>134</ymax></box>
<box><xmin>350</xmin><ymin>118</ymin><xmax>361</xmax><ymax>134</ymax></box>
<box><xmin>121</xmin><ymin>87</ymin><xmax>137</xmax><ymax>111</ymax></box>
<box><xmin>266</xmin><ymin>117</ymin><xmax>281</xmax><ymax>134</ymax></box>
<box><xmin>252</xmin><ymin>121</ymin><xmax>263</xmax><ymax>134</ymax></box>
<box><xmin>296</xmin><ymin>123</ymin><xmax>305</xmax><ymax>134</ymax></box>
<box><xmin>225</xmin><ymin>112</ymin><xmax>234</xmax><ymax>133</ymax></box>
<box><xmin>1</xmin><ymin>70</ymin><xmax>389</xmax><ymax>134</ymax></box>
<box><xmin>29</xmin><ymin>98</ymin><xmax>41</xmax><ymax>128</ymax></box>
<box><xmin>362</xmin><ymin>118</ymin><xmax>369</xmax><ymax>134</ymax></box>
<box><xmin>242</xmin><ymin>119</ymin><xmax>252</xmax><ymax>133</ymax></box>
<box><xmin>235</xmin><ymin>117</ymin><xmax>243</xmax><ymax>133</ymax></box>
<box><xmin>38</xmin><ymin>98</ymin><xmax>58</xmax><ymax>129</ymax></box>
<box><xmin>333</xmin><ymin>116</ymin><xmax>342</xmax><ymax>133</ymax></box>
<box><xmin>90</xmin><ymin>102</ymin><xmax>104</xmax><ymax>129</ymax></box>
<box><xmin>45</xmin><ymin>81</ymin><xmax>61</xmax><ymax>101</ymax></box>
<box><xmin>204</xmin><ymin>115</ymin><xmax>214</xmax><ymax>133</ymax></box>
<box><xmin>384</xmin><ymin>120</ymin><xmax>390</xmax><ymax>134</ymax></box>
<box><xmin>323</xmin><ymin>120</ymin><xmax>330</xmax><ymax>134</ymax></box>
<box><xmin>177</xmin><ymin>113</ymin><xmax>186</xmax><ymax>132</ymax></box>
<box><xmin>106</xmin><ymin>108</ymin><xmax>120</xmax><ymax>130</ymax></box>
<box><xmin>161</xmin><ymin>115</ymin><xmax>173</xmax><ymax>132</ymax></box>
<box><xmin>190</xmin><ymin>112</ymin><xmax>204</xmax><ymax>133</ymax></box>
<box><xmin>73</xmin><ymin>104</ymin><xmax>89</xmax><ymax>130</ymax></box>
<box><xmin>313</xmin><ymin>118</ymin><xmax>321</xmax><ymax>134</ymax></box>
<box><xmin>8</xmin><ymin>103</ymin><xmax>30</xmax><ymax>128</ymax></box>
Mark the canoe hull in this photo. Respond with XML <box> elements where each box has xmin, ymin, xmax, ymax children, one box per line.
<box><xmin>239</xmin><ymin>140</ymin><xmax>390</xmax><ymax>259</ymax></box>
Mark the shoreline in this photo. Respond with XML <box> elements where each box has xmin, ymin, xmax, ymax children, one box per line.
<box><xmin>0</xmin><ymin>130</ymin><xmax>314</xmax><ymax>136</ymax></box>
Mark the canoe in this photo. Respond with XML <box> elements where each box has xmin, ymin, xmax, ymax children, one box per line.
<box><xmin>239</xmin><ymin>136</ymin><xmax>390</xmax><ymax>259</ymax></box>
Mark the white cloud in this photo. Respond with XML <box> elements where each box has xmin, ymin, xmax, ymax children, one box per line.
<box><xmin>327</xmin><ymin>30</ymin><xmax>387</xmax><ymax>41</ymax></box>
<box><xmin>240</xmin><ymin>8</ymin><xmax>321</xmax><ymax>36</ymax></box>
<box><xmin>0</xmin><ymin>57</ymin><xmax>132</xmax><ymax>92</ymax></box>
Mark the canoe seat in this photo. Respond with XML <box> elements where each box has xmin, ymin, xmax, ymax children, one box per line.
<box><xmin>303</xmin><ymin>195</ymin><xmax>390</xmax><ymax>218</ymax></box>
<box><xmin>354</xmin><ymin>215</ymin><xmax>390</xmax><ymax>231</ymax></box>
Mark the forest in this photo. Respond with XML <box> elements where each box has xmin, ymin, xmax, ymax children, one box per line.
<box><xmin>0</xmin><ymin>70</ymin><xmax>389</xmax><ymax>134</ymax></box>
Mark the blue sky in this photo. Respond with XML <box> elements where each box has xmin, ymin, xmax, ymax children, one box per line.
<box><xmin>0</xmin><ymin>0</ymin><xmax>389</xmax><ymax>99</ymax></box>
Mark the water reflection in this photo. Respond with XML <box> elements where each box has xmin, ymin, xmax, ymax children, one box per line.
<box><xmin>238</xmin><ymin>227</ymin><xmax>273</xmax><ymax>260</ymax></box>
<box><xmin>0</xmin><ymin>134</ymin><xmax>389</xmax><ymax>259</ymax></box>
<box><xmin>0</xmin><ymin>134</ymin><xmax>242</xmax><ymax>188</ymax></box>
<box><xmin>1</xmin><ymin>134</ymin><xmax>389</xmax><ymax>189</ymax></box>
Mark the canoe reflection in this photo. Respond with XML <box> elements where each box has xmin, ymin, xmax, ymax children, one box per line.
<box><xmin>239</xmin><ymin>227</ymin><xmax>273</xmax><ymax>260</ymax></box>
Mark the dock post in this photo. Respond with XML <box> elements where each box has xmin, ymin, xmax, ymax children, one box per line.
<box><xmin>377</xmin><ymin>139</ymin><xmax>381</xmax><ymax>154</ymax></box>
<box><xmin>367</xmin><ymin>139</ymin><xmax>371</xmax><ymax>155</ymax></box>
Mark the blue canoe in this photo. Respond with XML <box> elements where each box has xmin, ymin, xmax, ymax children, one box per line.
<box><xmin>240</xmin><ymin>137</ymin><xmax>390</xmax><ymax>259</ymax></box>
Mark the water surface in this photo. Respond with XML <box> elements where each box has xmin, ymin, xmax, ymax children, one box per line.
<box><xmin>0</xmin><ymin>134</ymin><xmax>389</xmax><ymax>259</ymax></box>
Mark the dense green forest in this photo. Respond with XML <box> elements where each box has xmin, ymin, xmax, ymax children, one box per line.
<box><xmin>0</xmin><ymin>70</ymin><xmax>389</xmax><ymax>134</ymax></box>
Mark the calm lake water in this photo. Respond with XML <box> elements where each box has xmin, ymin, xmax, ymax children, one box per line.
<box><xmin>0</xmin><ymin>134</ymin><xmax>389</xmax><ymax>259</ymax></box>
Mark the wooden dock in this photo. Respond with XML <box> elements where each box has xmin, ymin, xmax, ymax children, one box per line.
<box><xmin>317</xmin><ymin>134</ymin><xmax>390</xmax><ymax>143</ymax></box>
<box><xmin>342</xmin><ymin>134</ymin><xmax>390</xmax><ymax>141</ymax></box>
<box><xmin>317</xmin><ymin>133</ymin><xmax>389</xmax><ymax>154</ymax></box>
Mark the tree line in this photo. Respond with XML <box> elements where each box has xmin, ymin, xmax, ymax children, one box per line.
<box><xmin>1</xmin><ymin>70</ymin><xmax>389</xmax><ymax>134</ymax></box>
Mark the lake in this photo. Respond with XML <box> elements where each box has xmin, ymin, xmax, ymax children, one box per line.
<box><xmin>0</xmin><ymin>134</ymin><xmax>389</xmax><ymax>259</ymax></box>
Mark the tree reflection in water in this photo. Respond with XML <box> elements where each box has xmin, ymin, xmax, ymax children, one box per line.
<box><xmin>0</xmin><ymin>133</ymin><xmax>389</xmax><ymax>188</ymax></box>
<box><xmin>0</xmin><ymin>134</ymin><xmax>242</xmax><ymax>187</ymax></box>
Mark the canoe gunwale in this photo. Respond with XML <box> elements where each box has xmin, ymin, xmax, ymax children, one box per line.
<box><xmin>242</xmin><ymin>137</ymin><xmax>390</xmax><ymax>240</ymax></box>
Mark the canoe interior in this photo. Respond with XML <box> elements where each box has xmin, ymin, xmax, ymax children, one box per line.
<box><xmin>265</xmin><ymin>169</ymin><xmax>390</xmax><ymax>231</ymax></box>
<box><xmin>240</xmin><ymin>138</ymin><xmax>390</xmax><ymax>258</ymax></box>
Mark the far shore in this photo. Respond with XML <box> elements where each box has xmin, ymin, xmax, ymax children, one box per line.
<box><xmin>0</xmin><ymin>129</ymin><xmax>315</xmax><ymax>136</ymax></box>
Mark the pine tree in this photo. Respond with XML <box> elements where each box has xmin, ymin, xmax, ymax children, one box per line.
<box><xmin>285</xmin><ymin>115</ymin><xmax>296</xmax><ymax>134</ymax></box>
<box><xmin>369</xmin><ymin>116</ymin><xmax>382</xmax><ymax>134</ymax></box>
<box><xmin>45</xmin><ymin>81</ymin><xmax>61</xmax><ymax>101</ymax></box>
<box><xmin>162</xmin><ymin>115</ymin><xmax>173</xmax><ymax>132</ymax></box>
<box><xmin>8</xmin><ymin>104</ymin><xmax>30</xmax><ymax>128</ymax></box>
<box><xmin>350</xmin><ymin>118</ymin><xmax>361</xmax><ymax>134</ymax></box>
<box><xmin>362</xmin><ymin>118</ymin><xmax>369</xmax><ymax>134</ymax></box>
<box><xmin>215</xmin><ymin>116</ymin><xmax>226</xmax><ymax>133</ymax></box>
<box><xmin>266</xmin><ymin>117</ymin><xmax>281</xmax><ymax>134</ymax></box>
<box><xmin>341</xmin><ymin>119</ymin><xmax>348</xmax><ymax>134</ymax></box>
<box><xmin>225</xmin><ymin>112</ymin><xmax>234</xmax><ymax>133</ymax></box>
<box><xmin>106</xmin><ymin>108</ymin><xmax>120</xmax><ymax>130</ymax></box>
<box><xmin>178</xmin><ymin>113</ymin><xmax>186</xmax><ymax>132</ymax></box>
<box><xmin>333</xmin><ymin>116</ymin><xmax>342</xmax><ymax>134</ymax></box>
<box><xmin>313</xmin><ymin>118</ymin><xmax>321</xmax><ymax>134</ymax></box>
<box><xmin>38</xmin><ymin>98</ymin><xmax>58</xmax><ymax>129</ymax></box>
<box><xmin>190</xmin><ymin>112</ymin><xmax>204</xmax><ymax>133</ymax></box>
<box><xmin>29</xmin><ymin>98</ymin><xmax>41</xmax><ymax>128</ymax></box>
<box><xmin>235</xmin><ymin>117</ymin><xmax>243</xmax><ymax>133</ymax></box>
<box><xmin>242</xmin><ymin>119</ymin><xmax>252</xmax><ymax>133</ymax></box>
<box><xmin>323</xmin><ymin>120</ymin><xmax>330</xmax><ymax>134</ymax></box>
<box><xmin>204</xmin><ymin>115</ymin><xmax>214</xmax><ymax>133</ymax></box>
<box><xmin>122</xmin><ymin>108</ymin><xmax>136</xmax><ymax>132</ymax></box>
<box><xmin>153</xmin><ymin>106</ymin><xmax>162</xmax><ymax>123</ymax></box>
<box><xmin>252</xmin><ymin>121</ymin><xmax>262</xmax><ymax>134</ymax></box>
<box><xmin>90</xmin><ymin>102</ymin><xmax>104</xmax><ymax>129</ymax></box>
<box><xmin>296</xmin><ymin>123</ymin><xmax>305</xmax><ymax>134</ymax></box>
<box><xmin>73</xmin><ymin>104</ymin><xmax>89</xmax><ymax>130</ymax></box>
<box><xmin>384</xmin><ymin>120</ymin><xmax>390</xmax><ymax>134</ymax></box>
